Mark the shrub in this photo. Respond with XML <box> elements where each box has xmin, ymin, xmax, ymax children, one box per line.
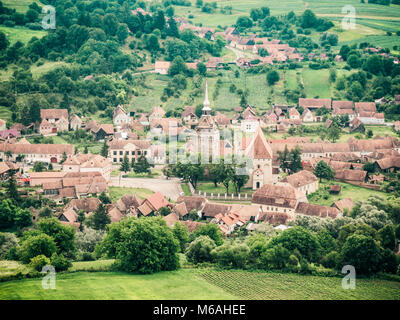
<box><xmin>75</xmin><ymin>227</ymin><xmax>106</xmax><ymax>253</ymax></box>
<box><xmin>29</xmin><ymin>255</ymin><xmax>51</xmax><ymax>272</ymax></box>
<box><xmin>211</xmin><ymin>243</ymin><xmax>250</xmax><ymax>269</ymax></box>
<box><xmin>260</xmin><ymin>244</ymin><xmax>291</xmax><ymax>270</ymax></box>
<box><xmin>19</xmin><ymin>234</ymin><xmax>57</xmax><ymax>264</ymax></box>
<box><xmin>321</xmin><ymin>251</ymin><xmax>340</xmax><ymax>269</ymax></box>
<box><xmin>0</xmin><ymin>232</ymin><xmax>18</xmax><ymax>259</ymax></box>
<box><xmin>191</xmin><ymin>223</ymin><xmax>223</xmax><ymax>246</ymax></box>
<box><xmin>100</xmin><ymin>217</ymin><xmax>180</xmax><ymax>274</ymax></box>
<box><xmin>268</xmin><ymin>226</ymin><xmax>321</xmax><ymax>262</ymax></box>
<box><xmin>340</xmin><ymin>234</ymin><xmax>381</xmax><ymax>275</ymax></box>
<box><xmin>51</xmin><ymin>253</ymin><xmax>72</xmax><ymax>272</ymax></box>
<box><xmin>186</xmin><ymin>235</ymin><xmax>216</xmax><ymax>264</ymax></box>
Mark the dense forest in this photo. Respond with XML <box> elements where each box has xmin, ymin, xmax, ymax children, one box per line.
<box><xmin>0</xmin><ymin>0</ymin><xmax>224</xmax><ymax>125</ymax></box>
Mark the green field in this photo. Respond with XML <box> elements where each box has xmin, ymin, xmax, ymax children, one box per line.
<box><xmin>199</xmin><ymin>270</ymin><xmax>400</xmax><ymax>300</ymax></box>
<box><xmin>0</xmin><ymin>26</ymin><xmax>47</xmax><ymax>44</ymax></box>
<box><xmin>109</xmin><ymin>186</ymin><xmax>154</xmax><ymax>202</ymax></box>
<box><xmin>173</xmin><ymin>0</ymin><xmax>400</xmax><ymax>28</ymax></box>
<box><xmin>308</xmin><ymin>181</ymin><xmax>386</xmax><ymax>207</ymax></box>
<box><xmin>0</xmin><ymin>268</ymin><xmax>399</xmax><ymax>300</ymax></box>
<box><xmin>2</xmin><ymin>0</ymin><xmax>43</xmax><ymax>13</ymax></box>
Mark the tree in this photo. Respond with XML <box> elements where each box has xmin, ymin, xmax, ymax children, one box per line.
<box><xmin>19</xmin><ymin>233</ymin><xmax>57</xmax><ymax>264</ymax></box>
<box><xmin>231</xmin><ymin>161</ymin><xmax>249</xmax><ymax>195</ymax></box>
<box><xmin>326</xmin><ymin>123</ymin><xmax>341</xmax><ymax>143</ymax></box>
<box><xmin>197</xmin><ymin>62</ymin><xmax>207</xmax><ymax>76</ymax></box>
<box><xmin>5</xmin><ymin>175</ymin><xmax>20</xmax><ymax>204</ymax></box>
<box><xmin>340</xmin><ymin>234</ymin><xmax>381</xmax><ymax>275</ymax></box>
<box><xmin>267</xmin><ymin>70</ymin><xmax>280</xmax><ymax>86</ymax></box>
<box><xmin>99</xmin><ymin>191</ymin><xmax>111</xmax><ymax>204</ymax></box>
<box><xmin>211</xmin><ymin>243</ymin><xmax>250</xmax><ymax>269</ymax></box>
<box><xmin>185</xmin><ymin>235</ymin><xmax>216</xmax><ymax>264</ymax></box>
<box><xmin>192</xmin><ymin>223</ymin><xmax>223</xmax><ymax>246</ymax></box>
<box><xmin>0</xmin><ymin>31</ymin><xmax>9</xmax><ymax>51</ymax></box>
<box><xmin>26</xmin><ymin>8</ymin><xmax>39</xmax><ymax>23</ymax></box>
<box><xmin>77</xmin><ymin>210</ymin><xmax>85</xmax><ymax>232</ymax></box>
<box><xmin>172</xmin><ymin>160</ymin><xmax>204</xmax><ymax>189</ymax></box>
<box><xmin>301</xmin><ymin>9</ymin><xmax>317</xmax><ymax>28</ymax></box>
<box><xmin>120</xmin><ymin>154</ymin><xmax>130</xmax><ymax>173</ymax></box>
<box><xmin>117</xmin><ymin>24</ymin><xmax>129</xmax><ymax>43</ymax></box>
<box><xmin>103</xmin><ymin>13</ymin><xmax>119</xmax><ymax>36</ymax></box>
<box><xmin>172</xmin><ymin>222</ymin><xmax>190</xmax><ymax>252</ymax></box>
<box><xmin>268</xmin><ymin>226</ymin><xmax>321</xmax><ymax>262</ymax></box>
<box><xmin>378</xmin><ymin>225</ymin><xmax>396</xmax><ymax>250</ymax></box>
<box><xmin>90</xmin><ymin>203</ymin><xmax>111</xmax><ymax>231</ymax></box>
<box><xmin>235</xmin><ymin>16</ymin><xmax>253</xmax><ymax>31</ymax></box>
<box><xmin>146</xmin><ymin>34</ymin><xmax>160</xmax><ymax>52</ymax></box>
<box><xmin>314</xmin><ymin>160</ymin><xmax>334</xmax><ymax>182</ymax></box>
<box><xmin>277</xmin><ymin>146</ymin><xmax>303</xmax><ymax>174</ymax></box>
<box><xmin>37</xmin><ymin>218</ymin><xmax>75</xmax><ymax>255</ymax></box>
<box><xmin>14</xmin><ymin>208</ymin><xmax>32</xmax><ymax>229</ymax></box>
<box><xmin>33</xmin><ymin>161</ymin><xmax>46</xmax><ymax>172</ymax></box>
<box><xmin>317</xmin><ymin>229</ymin><xmax>337</xmax><ymax>256</ymax></box>
<box><xmin>133</xmin><ymin>155</ymin><xmax>153</xmax><ymax>174</ymax></box>
<box><xmin>363</xmin><ymin>162</ymin><xmax>375</xmax><ymax>174</ymax></box>
<box><xmin>169</xmin><ymin>55</ymin><xmax>188</xmax><ymax>76</ymax></box>
<box><xmin>100</xmin><ymin>217</ymin><xmax>179</xmax><ymax>274</ymax></box>
<box><xmin>101</xmin><ymin>140</ymin><xmax>109</xmax><ymax>158</ymax></box>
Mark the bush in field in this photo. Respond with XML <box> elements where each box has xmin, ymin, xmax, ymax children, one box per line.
<box><xmin>191</xmin><ymin>223</ymin><xmax>223</xmax><ymax>246</ymax></box>
<box><xmin>100</xmin><ymin>217</ymin><xmax>179</xmax><ymax>274</ymax></box>
<box><xmin>340</xmin><ymin>234</ymin><xmax>381</xmax><ymax>275</ymax></box>
<box><xmin>29</xmin><ymin>255</ymin><xmax>51</xmax><ymax>271</ymax></box>
<box><xmin>321</xmin><ymin>251</ymin><xmax>340</xmax><ymax>269</ymax></box>
<box><xmin>75</xmin><ymin>227</ymin><xmax>106</xmax><ymax>253</ymax></box>
<box><xmin>172</xmin><ymin>222</ymin><xmax>190</xmax><ymax>253</ymax></box>
<box><xmin>19</xmin><ymin>234</ymin><xmax>57</xmax><ymax>264</ymax></box>
<box><xmin>211</xmin><ymin>243</ymin><xmax>250</xmax><ymax>269</ymax></box>
<box><xmin>186</xmin><ymin>235</ymin><xmax>216</xmax><ymax>264</ymax></box>
<box><xmin>50</xmin><ymin>253</ymin><xmax>72</xmax><ymax>272</ymax></box>
<box><xmin>268</xmin><ymin>226</ymin><xmax>321</xmax><ymax>262</ymax></box>
<box><xmin>37</xmin><ymin>218</ymin><xmax>76</xmax><ymax>256</ymax></box>
<box><xmin>0</xmin><ymin>232</ymin><xmax>18</xmax><ymax>259</ymax></box>
<box><xmin>260</xmin><ymin>244</ymin><xmax>291</xmax><ymax>270</ymax></box>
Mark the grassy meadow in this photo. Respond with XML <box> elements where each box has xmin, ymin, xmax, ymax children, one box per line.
<box><xmin>109</xmin><ymin>186</ymin><xmax>154</xmax><ymax>202</ymax></box>
<box><xmin>0</xmin><ymin>267</ymin><xmax>399</xmax><ymax>300</ymax></box>
<box><xmin>307</xmin><ymin>181</ymin><xmax>386</xmax><ymax>207</ymax></box>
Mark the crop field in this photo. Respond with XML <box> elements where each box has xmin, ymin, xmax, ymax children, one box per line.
<box><xmin>199</xmin><ymin>270</ymin><xmax>400</xmax><ymax>300</ymax></box>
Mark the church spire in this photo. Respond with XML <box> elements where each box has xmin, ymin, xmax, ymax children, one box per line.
<box><xmin>202</xmin><ymin>80</ymin><xmax>211</xmax><ymax>114</ymax></box>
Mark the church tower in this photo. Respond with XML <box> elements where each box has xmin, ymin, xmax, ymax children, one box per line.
<box><xmin>195</xmin><ymin>81</ymin><xmax>220</xmax><ymax>162</ymax></box>
<box><xmin>244</xmin><ymin>126</ymin><xmax>273</xmax><ymax>189</ymax></box>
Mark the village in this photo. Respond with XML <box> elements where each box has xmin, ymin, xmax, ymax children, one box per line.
<box><xmin>0</xmin><ymin>80</ymin><xmax>399</xmax><ymax>238</ymax></box>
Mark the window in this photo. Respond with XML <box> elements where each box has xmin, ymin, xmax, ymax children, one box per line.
<box><xmin>113</xmin><ymin>151</ymin><xmax>117</xmax><ymax>155</ymax></box>
<box><xmin>144</xmin><ymin>151</ymin><xmax>147</xmax><ymax>155</ymax></box>
<box><xmin>119</xmin><ymin>151</ymin><xmax>123</xmax><ymax>155</ymax></box>
<box><xmin>131</xmin><ymin>151</ymin><xmax>135</xmax><ymax>155</ymax></box>
<box><xmin>138</xmin><ymin>151</ymin><xmax>142</xmax><ymax>155</ymax></box>
<box><xmin>113</xmin><ymin>158</ymin><xmax>117</xmax><ymax>163</ymax></box>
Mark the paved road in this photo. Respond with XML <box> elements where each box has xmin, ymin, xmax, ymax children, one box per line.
<box><xmin>109</xmin><ymin>176</ymin><xmax>183</xmax><ymax>201</ymax></box>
